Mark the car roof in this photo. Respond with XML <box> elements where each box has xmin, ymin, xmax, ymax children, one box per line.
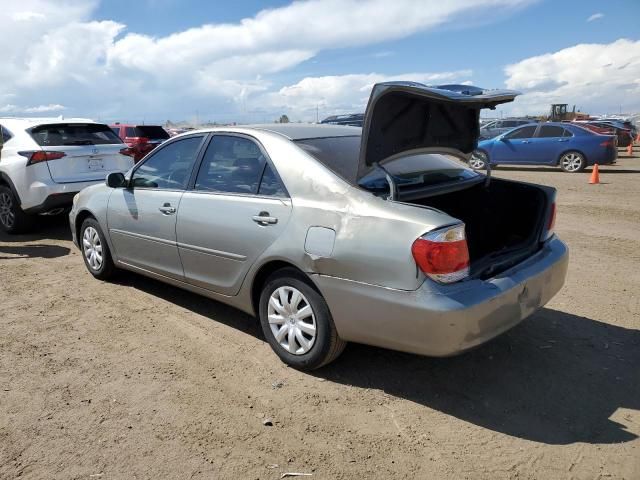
<box><xmin>241</xmin><ymin>123</ymin><xmax>361</xmax><ymax>140</ymax></box>
<box><xmin>0</xmin><ymin>117</ymin><xmax>97</xmax><ymax>128</ymax></box>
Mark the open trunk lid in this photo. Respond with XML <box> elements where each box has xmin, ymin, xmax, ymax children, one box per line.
<box><xmin>28</xmin><ymin>123</ymin><xmax>133</xmax><ymax>183</ymax></box>
<box><xmin>357</xmin><ymin>82</ymin><xmax>520</xmax><ymax>180</ymax></box>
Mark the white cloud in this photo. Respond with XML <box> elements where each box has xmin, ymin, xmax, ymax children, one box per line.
<box><xmin>0</xmin><ymin>0</ymin><xmax>532</xmax><ymax>121</ymax></box>
<box><xmin>261</xmin><ymin>70</ymin><xmax>473</xmax><ymax>119</ymax></box>
<box><xmin>503</xmin><ymin>39</ymin><xmax>640</xmax><ymax>115</ymax></box>
<box><xmin>0</xmin><ymin>104</ymin><xmax>66</xmax><ymax>114</ymax></box>
<box><xmin>587</xmin><ymin>12</ymin><xmax>604</xmax><ymax>22</ymax></box>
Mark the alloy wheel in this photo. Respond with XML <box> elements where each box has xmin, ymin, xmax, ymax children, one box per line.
<box><xmin>469</xmin><ymin>151</ymin><xmax>487</xmax><ymax>169</ymax></box>
<box><xmin>0</xmin><ymin>192</ymin><xmax>15</xmax><ymax>229</ymax></box>
<box><xmin>561</xmin><ymin>153</ymin><xmax>583</xmax><ymax>172</ymax></box>
<box><xmin>267</xmin><ymin>286</ymin><xmax>317</xmax><ymax>355</ymax></box>
<box><xmin>82</xmin><ymin>226</ymin><xmax>103</xmax><ymax>271</ymax></box>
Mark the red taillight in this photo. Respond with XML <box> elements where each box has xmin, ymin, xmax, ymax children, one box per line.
<box><xmin>412</xmin><ymin>224</ymin><xmax>470</xmax><ymax>284</ymax></box>
<box><xmin>600</xmin><ymin>139</ymin><xmax>613</xmax><ymax>147</ymax></box>
<box><xmin>19</xmin><ymin>150</ymin><xmax>66</xmax><ymax>165</ymax></box>
<box><xmin>119</xmin><ymin>147</ymin><xmax>136</xmax><ymax>158</ymax></box>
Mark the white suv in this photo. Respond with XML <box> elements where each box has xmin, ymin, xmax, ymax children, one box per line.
<box><xmin>0</xmin><ymin>118</ymin><xmax>134</xmax><ymax>233</ymax></box>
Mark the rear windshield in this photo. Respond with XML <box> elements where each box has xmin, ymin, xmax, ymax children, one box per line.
<box><xmin>135</xmin><ymin>126</ymin><xmax>170</xmax><ymax>139</ymax></box>
<box><xmin>295</xmin><ymin>136</ymin><xmax>478</xmax><ymax>192</ymax></box>
<box><xmin>30</xmin><ymin>123</ymin><xmax>123</xmax><ymax>146</ymax></box>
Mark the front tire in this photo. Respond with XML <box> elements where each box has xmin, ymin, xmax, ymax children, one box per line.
<box><xmin>559</xmin><ymin>151</ymin><xmax>586</xmax><ymax>173</ymax></box>
<box><xmin>0</xmin><ymin>185</ymin><xmax>33</xmax><ymax>234</ymax></box>
<box><xmin>80</xmin><ymin>217</ymin><xmax>116</xmax><ymax>280</ymax></box>
<box><xmin>259</xmin><ymin>268</ymin><xmax>346</xmax><ymax>370</ymax></box>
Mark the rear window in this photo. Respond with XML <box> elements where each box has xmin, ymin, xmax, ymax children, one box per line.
<box><xmin>295</xmin><ymin>136</ymin><xmax>478</xmax><ymax>193</ymax></box>
<box><xmin>30</xmin><ymin>123</ymin><xmax>122</xmax><ymax>146</ymax></box>
<box><xmin>135</xmin><ymin>126</ymin><xmax>170</xmax><ymax>140</ymax></box>
<box><xmin>295</xmin><ymin>136</ymin><xmax>362</xmax><ymax>182</ymax></box>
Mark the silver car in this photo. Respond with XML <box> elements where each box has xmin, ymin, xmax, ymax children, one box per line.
<box><xmin>70</xmin><ymin>83</ymin><xmax>568</xmax><ymax>370</ymax></box>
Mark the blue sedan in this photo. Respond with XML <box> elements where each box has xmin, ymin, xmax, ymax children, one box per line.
<box><xmin>470</xmin><ymin>122</ymin><xmax>617</xmax><ymax>173</ymax></box>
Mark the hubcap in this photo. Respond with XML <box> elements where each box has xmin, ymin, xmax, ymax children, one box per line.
<box><xmin>469</xmin><ymin>151</ymin><xmax>487</xmax><ymax>169</ymax></box>
<box><xmin>267</xmin><ymin>286</ymin><xmax>316</xmax><ymax>355</ymax></box>
<box><xmin>562</xmin><ymin>153</ymin><xmax>583</xmax><ymax>172</ymax></box>
<box><xmin>82</xmin><ymin>226</ymin><xmax>103</xmax><ymax>271</ymax></box>
<box><xmin>0</xmin><ymin>192</ymin><xmax>15</xmax><ymax>228</ymax></box>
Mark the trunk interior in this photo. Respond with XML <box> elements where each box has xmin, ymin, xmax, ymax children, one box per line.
<box><xmin>409</xmin><ymin>178</ymin><xmax>550</xmax><ymax>278</ymax></box>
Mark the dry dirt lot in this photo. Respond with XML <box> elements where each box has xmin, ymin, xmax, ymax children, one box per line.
<box><xmin>1</xmin><ymin>153</ymin><xmax>639</xmax><ymax>480</ymax></box>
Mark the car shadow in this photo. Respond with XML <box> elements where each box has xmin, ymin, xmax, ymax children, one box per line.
<box><xmin>0</xmin><ymin>244</ymin><xmax>70</xmax><ymax>259</ymax></box>
<box><xmin>495</xmin><ymin>166</ymin><xmax>640</xmax><ymax>174</ymax></box>
<box><xmin>114</xmin><ymin>273</ymin><xmax>262</xmax><ymax>339</ymax></box>
<box><xmin>313</xmin><ymin>308</ymin><xmax>640</xmax><ymax>446</ymax></box>
<box><xmin>109</xmin><ymin>272</ymin><xmax>640</xmax><ymax>446</ymax></box>
<box><xmin>0</xmin><ymin>216</ymin><xmax>72</xmax><ymax>243</ymax></box>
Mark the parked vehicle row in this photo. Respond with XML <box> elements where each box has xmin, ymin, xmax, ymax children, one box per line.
<box><xmin>479</xmin><ymin>118</ymin><xmax>538</xmax><ymax>139</ymax></box>
<box><xmin>68</xmin><ymin>82</ymin><xmax>568</xmax><ymax>369</ymax></box>
<box><xmin>471</xmin><ymin>122</ymin><xmax>618</xmax><ymax>172</ymax></box>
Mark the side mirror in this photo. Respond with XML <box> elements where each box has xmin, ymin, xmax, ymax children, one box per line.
<box><xmin>106</xmin><ymin>172</ymin><xmax>127</xmax><ymax>188</ymax></box>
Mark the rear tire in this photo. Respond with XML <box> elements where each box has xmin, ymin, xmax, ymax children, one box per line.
<box><xmin>559</xmin><ymin>151</ymin><xmax>586</xmax><ymax>173</ymax></box>
<box><xmin>0</xmin><ymin>185</ymin><xmax>33</xmax><ymax>234</ymax></box>
<box><xmin>259</xmin><ymin>268</ymin><xmax>346</xmax><ymax>370</ymax></box>
<box><xmin>80</xmin><ymin>217</ymin><xmax>116</xmax><ymax>280</ymax></box>
<box><xmin>469</xmin><ymin>150</ymin><xmax>488</xmax><ymax>170</ymax></box>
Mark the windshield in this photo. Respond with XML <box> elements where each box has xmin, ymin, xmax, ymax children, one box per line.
<box><xmin>30</xmin><ymin>123</ymin><xmax>123</xmax><ymax>146</ymax></box>
<box><xmin>295</xmin><ymin>136</ymin><xmax>479</xmax><ymax>192</ymax></box>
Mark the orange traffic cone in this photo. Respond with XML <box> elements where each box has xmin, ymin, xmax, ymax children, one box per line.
<box><xmin>589</xmin><ymin>164</ymin><xmax>600</xmax><ymax>184</ymax></box>
<box><xmin>627</xmin><ymin>143</ymin><xmax>633</xmax><ymax>156</ymax></box>
<box><xmin>636</xmin><ymin>133</ymin><xmax>640</xmax><ymax>143</ymax></box>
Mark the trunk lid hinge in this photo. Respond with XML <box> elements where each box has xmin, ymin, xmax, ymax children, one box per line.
<box><xmin>375</xmin><ymin>162</ymin><xmax>398</xmax><ymax>200</ymax></box>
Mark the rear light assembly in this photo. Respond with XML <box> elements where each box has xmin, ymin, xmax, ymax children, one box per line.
<box><xmin>19</xmin><ymin>150</ymin><xmax>66</xmax><ymax>166</ymax></box>
<box><xmin>412</xmin><ymin>224</ymin><xmax>470</xmax><ymax>284</ymax></box>
<box><xmin>119</xmin><ymin>147</ymin><xmax>136</xmax><ymax>158</ymax></box>
<box><xmin>600</xmin><ymin>139</ymin><xmax>614</xmax><ymax>147</ymax></box>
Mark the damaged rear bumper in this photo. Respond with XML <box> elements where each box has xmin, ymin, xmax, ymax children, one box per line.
<box><xmin>312</xmin><ymin>236</ymin><xmax>568</xmax><ymax>357</ymax></box>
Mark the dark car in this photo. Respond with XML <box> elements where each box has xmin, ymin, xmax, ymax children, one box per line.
<box><xmin>320</xmin><ymin>113</ymin><xmax>364</xmax><ymax>127</ymax></box>
<box><xmin>584</xmin><ymin>121</ymin><xmax>632</xmax><ymax>147</ymax></box>
<box><xmin>472</xmin><ymin>122</ymin><xmax>617</xmax><ymax>173</ymax></box>
<box><xmin>479</xmin><ymin>118</ymin><xmax>538</xmax><ymax>139</ymax></box>
<box><xmin>110</xmin><ymin>124</ymin><xmax>170</xmax><ymax>162</ymax></box>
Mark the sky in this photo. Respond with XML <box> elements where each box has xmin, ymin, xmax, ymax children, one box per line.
<box><xmin>0</xmin><ymin>0</ymin><xmax>639</xmax><ymax>124</ymax></box>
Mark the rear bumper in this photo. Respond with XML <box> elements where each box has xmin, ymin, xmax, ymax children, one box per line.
<box><xmin>313</xmin><ymin>236</ymin><xmax>569</xmax><ymax>357</ymax></box>
<box><xmin>20</xmin><ymin>179</ymin><xmax>106</xmax><ymax>211</ymax></box>
<box><xmin>24</xmin><ymin>192</ymin><xmax>77</xmax><ymax>214</ymax></box>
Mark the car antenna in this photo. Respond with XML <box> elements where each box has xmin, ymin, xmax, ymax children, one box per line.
<box><xmin>374</xmin><ymin>162</ymin><xmax>398</xmax><ymax>201</ymax></box>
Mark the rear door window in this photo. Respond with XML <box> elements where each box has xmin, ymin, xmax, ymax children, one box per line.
<box><xmin>194</xmin><ymin>135</ymin><xmax>267</xmax><ymax>195</ymax></box>
<box><xmin>30</xmin><ymin>123</ymin><xmax>123</xmax><ymax>146</ymax></box>
<box><xmin>504</xmin><ymin>125</ymin><xmax>537</xmax><ymax>139</ymax></box>
<box><xmin>537</xmin><ymin>125</ymin><xmax>566</xmax><ymax>138</ymax></box>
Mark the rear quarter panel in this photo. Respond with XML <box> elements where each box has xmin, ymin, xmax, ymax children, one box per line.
<box><xmin>249</xmin><ymin>133</ymin><xmax>458</xmax><ymax>291</ymax></box>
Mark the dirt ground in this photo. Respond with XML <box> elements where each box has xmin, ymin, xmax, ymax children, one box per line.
<box><xmin>1</xmin><ymin>152</ymin><xmax>639</xmax><ymax>480</ymax></box>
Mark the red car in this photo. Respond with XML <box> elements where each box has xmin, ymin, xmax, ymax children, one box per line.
<box><xmin>110</xmin><ymin>124</ymin><xmax>170</xmax><ymax>162</ymax></box>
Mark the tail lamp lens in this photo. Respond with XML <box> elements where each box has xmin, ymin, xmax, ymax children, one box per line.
<box><xmin>412</xmin><ymin>224</ymin><xmax>470</xmax><ymax>284</ymax></box>
<box><xmin>119</xmin><ymin>147</ymin><xmax>136</xmax><ymax>158</ymax></box>
<box><xmin>20</xmin><ymin>150</ymin><xmax>66</xmax><ymax>165</ymax></box>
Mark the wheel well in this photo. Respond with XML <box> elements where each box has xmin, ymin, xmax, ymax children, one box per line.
<box><xmin>250</xmin><ymin>261</ymin><xmax>318</xmax><ymax>316</ymax></box>
<box><xmin>75</xmin><ymin>210</ymin><xmax>95</xmax><ymax>242</ymax></box>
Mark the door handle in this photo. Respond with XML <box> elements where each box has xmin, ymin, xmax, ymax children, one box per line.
<box><xmin>252</xmin><ymin>211</ymin><xmax>278</xmax><ymax>225</ymax></box>
<box><xmin>521</xmin><ymin>140</ymin><xmax>531</xmax><ymax>144</ymax></box>
<box><xmin>158</xmin><ymin>203</ymin><xmax>176</xmax><ymax>215</ymax></box>
<box><xmin>557</xmin><ymin>139</ymin><xmax>569</xmax><ymax>142</ymax></box>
